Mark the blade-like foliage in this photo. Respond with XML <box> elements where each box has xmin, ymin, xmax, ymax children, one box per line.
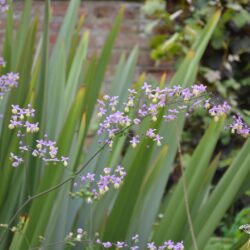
<box><xmin>0</xmin><ymin>2</ymin><xmax>248</xmax><ymax>250</ymax></box>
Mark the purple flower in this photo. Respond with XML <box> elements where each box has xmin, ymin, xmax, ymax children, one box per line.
<box><xmin>172</xmin><ymin>85</ymin><xmax>182</xmax><ymax>95</ymax></box>
<box><xmin>138</xmin><ymin>104</ymin><xmax>148</xmax><ymax>117</ymax></box>
<box><xmin>25</xmin><ymin>121</ymin><xmax>39</xmax><ymax>133</ymax></box>
<box><xmin>0</xmin><ymin>73</ymin><xmax>19</xmax><ymax>98</ymax></box>
<box><xmin>32</xmin><ymin>135</ymin><xmax>66</xmax><ymax>164</ymax></box>
<box><xmin>19</xmin><ymin>142</ymin><xmax>29</xmax><ymax>152</ymax></box>
<box><xmin>96</xmin><ymin>238</ymin><xmax>102</xmax><ymax>244</ymax></box>
<box><xmin>131</xmin><ymin>246</ymin><xmax>139</xmax><ymax>250</ymax></box>
<box><xmin>153</xmin><ymin>134</ymin><xmax>163</xmax><ymax>146</ymax></box>
<box><xmin>158</xmin><ymin>245</ymin><xmax>167</xmax><ymax>250</ymax></box>
<box><xmin>230</xmin><ymin>114</ymin><xmax>249</xmax><ymax>138</ymax></box>
<box><xmin>86</xmin><ymin>173</ymin><xmax>95</xmax><ymax>182</ymax></box>
<box><xmin>147</xmin><ymin>242</ymin><xmax>157</xmax><ymax>250</ymax></box>
<box><xmin>10</xmin><ymin>153</ymin><xmax>23</xmax><ymax>168</ymax></box>
<box><xmin>103</xmin><ymin>95</ymin><xmax>110</xmax><ymax>100</ymax></box>
<box><xmin>209</xmin><ymin>102</ymin><xmax>231</xmax><ymax>121</ymax></box>
<box><xmin>102</xmin><ymin>241</ymin><xmax>112</xmax><ymax>248</ymax></box>
<box><xmin>142</xmin><ymin>82</ymin><xmax>152</xmax><ymax>94</ymax></box>
<box><xmin>61</xmin><ymin>156</ymin><xmax>69</xmax><ymax>166</ymax></box>
<box><xmin>76</xmin><ymin>228</ymin><xmax>83</xmax><ymax>234</ymax></box>
<box><xmin>149</xmin><ymin>104</ymin><xmax>158</xmax><ymax>121</ymax></box>
<box><xmin>163</xmin><ymin>114</ymin><xmax>177</xmax><ymax>121</ymax></box>
<box><xmin>181</xmin><ymin>88</ymin><xmax>193</xmax><ymax>100</ymax></box>
<box><xmin>109</xmin><ymin>96</ymin><xmax>119</xmax><ymax>111</ymax></box>
<box><xmin>74</xmin><ymin>165</ymin><xmax>126</xmax><ymax>201</ymax></box>
<box><xmin>192</xmin><ymin>84</ymin><xmax>207</xmax><ymax>96</ymax></box>
<box><xmin>130</xmin><ymin>135</ymin><xmax>140</xmax><ymax>148</ymax></box>
<box><xmin>168</xmin><ymin>109</ymin><xmax>179</xmax><ymax>114</ymax></box>
<box><xmin>116</xmin><ymin>241</ymin><xmax>126</xmax><ymax>248</ymax></box>
<box><xmin>164</xmin><ymin>240</ymin><xmax>175</xmax><ymax>248</ymax></box>
<box><xmin>174</xmin><ymin>241</ymin><xmax>184</xmax><ymax>250</ymax></box>
<box><xmin>103</xmin><ymin>168</ymin><xmax>112</xmax><ymax>174</ymax></box>
<box><xmin>133</xmin><ymin>118</ymin><xmax>141</xmax><ymax>125</ymax></box>
<box><xmin>97</xmin><ymin>107</ymin><xmax>107</xmax><ymax>118</ymax></box>
<box><xmin>132</xmin><ymin>234</ymin><xmax>139</xmax><ymax>242</ymax></box>
<box><xmin>128</xmin><ymin>88</ymin><xmax>137</xmax><ymax>95</ymax></box>
<box><xmin>146</xmin><ymin>128</ymin><xmax>156</xmax><ymax>138</ymax></box>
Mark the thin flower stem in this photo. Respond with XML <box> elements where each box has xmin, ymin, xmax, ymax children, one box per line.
<box><xmin>0</xmin><ymin>124</ymin><xmax>134</xmax><ymax>243</ymax></box>
<box><xmin>2</xmin><ymin>143</ymin><xmax>107</xmax><ymax>234</ymax></box>
<box><xmin>1</xmin><ymin>92</ymin><xmax>211</xmax><ymax>244</ymax></box>
<box><xmin>176</xmin><ymin>127</ymin><xmax>199</xmax><ymax>250</ymax></box>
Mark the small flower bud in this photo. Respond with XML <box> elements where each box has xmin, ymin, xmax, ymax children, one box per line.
<box><xmin>114</xmin><ymin>183</ymin><xmax>121</xmax><ymax>189</ymax></box>
<box><xmin>8</xmin><ymin>124</ymin><xmax>14</xmax><ymax>129</ymax></box>
<box><xmin>152</xmin><ymin>116</ymin><xmax>157</xmax><ymax>122</ymax></box>
<box><xmin>12</xmin><ymin>108</ymin><xmax>17</xmax><ymax>114</ymax></box>
<box><xmin>124</xmin><ymin>106</ymin><xmax>129</xmax><ymax>113</ymax></box>
<box><xmin>86</xmin><ymin>197</ymin><xmax>93</xmax><ymax>204</ymax></box>
<box><xmin>76</xmin><ymin>234</ymin><xmax>82</xmax><ymax>242</ymax></box>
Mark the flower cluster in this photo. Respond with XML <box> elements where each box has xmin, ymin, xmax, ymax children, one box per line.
<box><xmin>0</xmin><ymin>72</ymin><xmax>19</xmax><ymax>99</ymax></box>
<box><xmin>70</xmin><ymin>165</ymin><xmax>126</xmax><ymax>203</ymax></box>
<box><xmin>65</xmin><ymin>228</ymin><xmax>87</xmax><ymax>247</ymax></box>
<box><xmin>96</xmin><ymin>234</ymin><xmax>184</xmax><ymax>250</ymax></box>
<box><xmin>9</xmin><ymin>104</ymin><xmax>38</xmax><ymax>132</ymax></box>
<box><xmin>229</xmin><ymin>114</ymin><xmax>249</xmax><ymax>138</ymax></box>
<box><xmin>8</xmin><ymin>104</ymin><xmax>69</xmax><ymax>167</ymax></box>
<box><xmin>64</xmin><ymin>229</ymin><xmax>184</xmax><ymax>250</ymax></box>
<box><xmin>0</xmin><ymin>0</ymin><xmax>8</xmax><ymax>13</ymax></box>
<box><xmin>208</xmin><ymin>102</ymin><xmax>231</xmax><ymax>122</ymax></box>
<box><xmin>33</xmin><ymin>135</ymin><xmax>69</xmax><ymax>165</ymax></box>
<box><xmin>97</xmin><ymin>82</ymin><xmax>248</xmax><ymax>149</ymax></box>
<box><xmin>97</xmin><ymin>83</ymin><xmax>209</xmax><ymax>149</ymax></box>
<box><xmin>9</xmin><ymin>153</ymin><xmax>24</xmax><ymax>168</ymax></box>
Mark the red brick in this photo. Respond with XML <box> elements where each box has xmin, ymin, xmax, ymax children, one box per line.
<box><xmin>0</xmin><ymin>1</ymin><xmax>171</xmax><ymax>80</ymax></box>
<box><xmin>123</xmin><ymin>3</ymin><xmax>140</xmax><ymax>19</ymax></box>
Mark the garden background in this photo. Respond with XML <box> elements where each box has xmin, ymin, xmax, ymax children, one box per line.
<box><xmin>0</xmin><ymin>0</ymin><xmax>249</xmax><ymax>250</ymax></box>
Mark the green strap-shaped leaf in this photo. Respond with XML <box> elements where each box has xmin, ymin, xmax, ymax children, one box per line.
<box><xmin>83</xmin><ymin>7</ymin><xmax>124</xmax><ymax>132</ymax></box>
<box><xmin>127</xmin><ymin>146</ymin><xmax>169</xmax><ymax>248</ymax></box>
<box><xmin>188</xmin><ymin>139</ymin><xmax>250</xmax><ymax>249</ymax></box>
<box><xmin>17</xmin><ymin>88</ymin><xmax>85</xmax><ymax>249</ymax></box>
<box><xmin>12</xmin><ymin>0</ymin><xmax>32</xmax><ymax>70</ymax></box>
<box><xmin>153</xmin><ymin>120</ymin><xmax>224</xmax><ymax>243</ymax></box>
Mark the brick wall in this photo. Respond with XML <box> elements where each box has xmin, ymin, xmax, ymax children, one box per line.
<box><xmin>1</xmin><ymin>1</ymin><xmax>174</xmax><ymax>80</ymax></box>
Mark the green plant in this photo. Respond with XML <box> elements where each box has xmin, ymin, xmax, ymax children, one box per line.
<box><xmin>0</xmin><ymin>1</ymin><xmax>249</xmax><ymax>250</ymax></box>
<box><xmin>142</xmin><ymin>0</ymin><xmax>250</xmax><ymax>122</ymax></box>
<box><xmin>142</xmin><ymin>3</ymin><xmax>250</xmax><ymax>241</ymax></box>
